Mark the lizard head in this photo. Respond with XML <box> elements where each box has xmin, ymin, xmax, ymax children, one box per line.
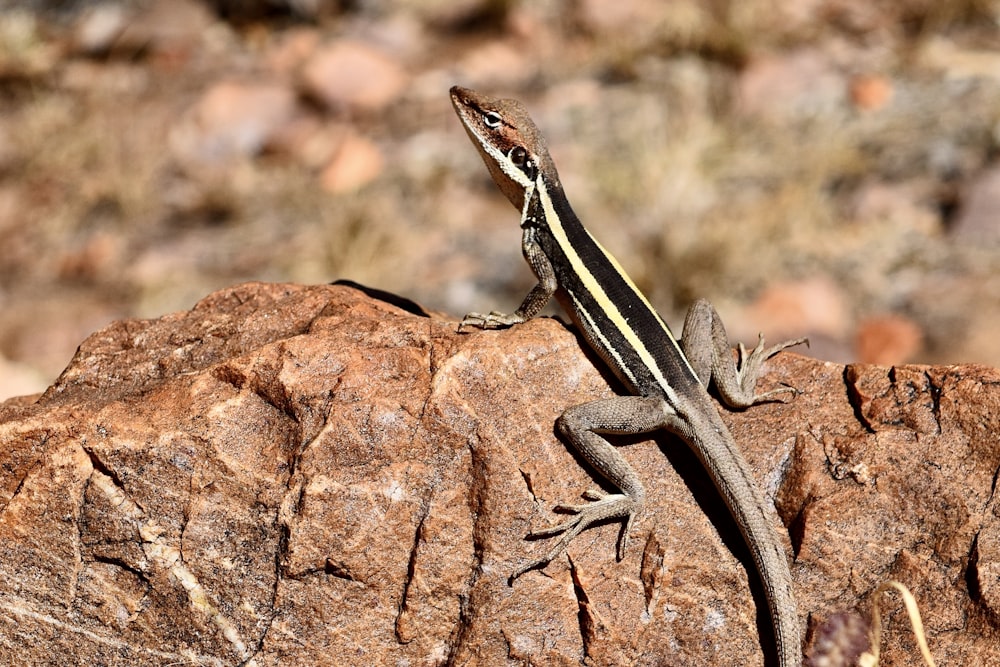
<box><xmin>450</xmin><ymin>86</ymin><xmax>560</xmax><ymax>212</ymax></box>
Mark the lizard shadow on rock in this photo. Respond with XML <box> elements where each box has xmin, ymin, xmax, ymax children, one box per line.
<box><xmin>553</xmin><ymin>319</ymin><xmax>783</xmax><ymax>666</ymax></box>
<box><xmin>332</xmin><ymin>279</ymin><xmax>430</xmax><ymax>318</ymax></box>
<box><xmin>657</xmin><ymin>432</ymin><xmax>782</xmax><ymax>667</ymax></box>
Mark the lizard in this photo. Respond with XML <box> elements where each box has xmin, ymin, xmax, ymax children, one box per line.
<box><xmin>449</xmin><ymin>85</ymin><xmax>805</xmax><ymax>666</ymax></box>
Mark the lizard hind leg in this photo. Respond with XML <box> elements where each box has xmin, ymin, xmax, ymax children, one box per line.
<box><xmin>510</xmin><ymin>395</ymin><xmax>677</xmax><ymax>583</ymax></box>
<box><xmin>681</xmin><ymin>298</ymin><xmax>808</xmax><ymax>409</ymax></box>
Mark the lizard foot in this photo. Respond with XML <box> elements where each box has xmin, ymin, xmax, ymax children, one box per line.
<box><xmin>509</xmin><ymin>490</ymin><xmax>638</xmax><ymax>584</ymax></box>
<box><xmin>734</xmin><ymin>335</ymin><xmax>810</xmax><ymax>404</ymax></box>
<box><xmin>458</xmin><ymin>311</ymin><xmax>525</xmax><ymax>332</ymax></box>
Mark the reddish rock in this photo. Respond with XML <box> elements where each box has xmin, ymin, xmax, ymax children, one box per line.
<box><xmin>849</xmin><ymin>180</ymin><xmax>939</xmax><ymax>233</ymax></box>
<box><xmin>111</xmin><ymin>0</ymin><xmax>215</xmax><ymax>61</ymax></box>
<box><xmin>318</xmin><ymin>132</ymin><xmax>384</xmax><ymax>193</ymax></box>
<box><xmin>456</xmin><ymin>40</ymin><xmax>533</xmax><ymax>91</ymax></box>
<box><xmin>1</xmin><ymin>283</ymin><xmax>998</xmax><ymax>664</ymax></box>
<box><xmin>577</xmin><ymin>0</ymin><xmax>659</xmax><ymax>33</ymax></box>
<box><xmin>265</xmin><ymin>27</ymin><xmax>322</xmax><ymax>76</ymax></box>
<box><xmin>300</xmin><ymin>41</ymin><xmax>408</xmax><ymax>114</ymax></box>
<box><xmin>737</xmin><ymin>278</ymin><xmax>851</xmax><ymax>362</ymax></box>
<box><xmin>849</xmin><ymin>73</ymin><xmax>893</xmax><ymax>112</ymax></box>
<box><xmin>738</xmin><ymin>49</ymin><xmax>846</xmax><ymax>119</ymax></box>
<box><xmin>855</xmin><ymin>314</ymin><xmax>923</xmax><ymax>364</ymax></box>
<box><xmin>170</xmin><ymin>80</ymin><xmax>298</xmax><ymax>166</ymax></box>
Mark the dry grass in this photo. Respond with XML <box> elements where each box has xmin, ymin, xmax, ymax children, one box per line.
<box><xmin>1</xmin><ymin>1</ymin><xmax>1000</xmax><ymax>398</ymax></box>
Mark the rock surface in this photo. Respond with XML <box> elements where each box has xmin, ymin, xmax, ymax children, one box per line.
<box><xmin>1</xmin><ymin>282</ymin><xmax>999</xmax><ymax>665</ymax></box>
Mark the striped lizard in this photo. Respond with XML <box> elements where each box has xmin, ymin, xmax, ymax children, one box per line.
<box><xmin>451</xmin><ymin>85</ymin><xmax>804</xmax><ymax>666</ymax></box>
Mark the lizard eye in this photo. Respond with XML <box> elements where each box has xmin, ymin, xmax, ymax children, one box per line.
<box><xmin>483</xmin><ymin>111</ymin><xmax>502</xmax><ymax>128</ymax></box>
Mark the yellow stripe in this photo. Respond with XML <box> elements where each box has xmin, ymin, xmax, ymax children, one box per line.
<box><xmin>568</xmin><ymin>290</ymin><xmax>639</xmax><ymax>388</ymax></box>
<box><xmin>459</xmin><ymin>112</ymin><xmax>693</xmax><ymax>397</ymax></box>
<box><xmin>537</xmin><ymin>181</ymin><xmax>694</xmax><ymax>400</ymax></box>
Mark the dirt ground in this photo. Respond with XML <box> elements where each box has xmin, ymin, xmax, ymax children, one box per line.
<box><xmin>1</xmin><ymin>0</ymin><xmax>1000</xmax><ymax>400</ymax></box>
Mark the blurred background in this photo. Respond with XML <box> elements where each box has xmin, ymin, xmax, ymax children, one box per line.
<box><xmin>1</xmin><ymin>0</ymin><xmax>999</xmax><ymax>400</ymax></box>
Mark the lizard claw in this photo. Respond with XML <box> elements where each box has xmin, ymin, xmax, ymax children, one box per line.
<box><xmin>730</xmin><ymin>335</ymin><xmax>809</xmax><ymax>405</ymax></box>
<box><xmin>509</xmin><ymin>492</ymin><xmax>638</xmax><ymax>584</ymax></box>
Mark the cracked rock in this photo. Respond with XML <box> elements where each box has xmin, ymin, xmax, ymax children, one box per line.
<box><xmin>1</xmin><ymin>282</ymin><xmax>999</xmax><ymax>665</ymax></box>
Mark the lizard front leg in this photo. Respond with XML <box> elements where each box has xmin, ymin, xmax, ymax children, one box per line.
<box><xmin>459</xmin><ymin>226</ymin><xmax>556</xmax><ymax>331</ymax></box>
<box><xmin>680</xmin><ymin>298</ymin><xmax>808</xmax><ymax>408</ymax></box>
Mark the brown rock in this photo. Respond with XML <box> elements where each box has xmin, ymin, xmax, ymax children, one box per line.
<box><xmin>849</xmin><ymin>180</ymin><xmax>939</xmax><ymax>233</ymax></box>
<box><xmin>170</xmin><ymin>80</ymin><xmax>298</xmax><ymax>166</ymax></box>
<box><xmin>111</xmin><ymin>0</ymin><xmax>215</xmax><ymax>60</ymax></box>
<box><xmin>848</xmin><ymin>73</ymin><xmax>893</xmax><ymax>112</ymax></box>
<box><xmin>318</xmin><ymin>131</ymin><xmax>384</xmax><ymax>193</ymax></box>
<box><xmin>576</xmin><ymin>0</ymin><xmax>665</xmax><ymax>37</ymax></box>
<box><xmin>736</xmin><ymin>277</ymin><xmax>851</xmax><ymax>362</ymax></box>
<box><xmin>855</xmin><ymin>314</ymin><xmax>923</xmax><ymax>364</ymax></box>
<box><xmin>455</xmin><ymin>40</ymin><xmax>533</xmax><ymax>91</ymax></box>
<box><xmin>1</xmin><ymin>283</ymin><xmax>999</xmax><ymax>664</ymax></box>
<box><xmin>265</xmin><ymin>27</ymin><xmax>322</xmax><ymax>76</ymax></box>
<box><xmin>300</xmin><ymin>40</ymin><xmax>408</xmax><ymax>114</ymax></box>
<box><xmin>738</xmin><ymin>49</ymin><xmax>846</xmax><ymax>119</ymax></box>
